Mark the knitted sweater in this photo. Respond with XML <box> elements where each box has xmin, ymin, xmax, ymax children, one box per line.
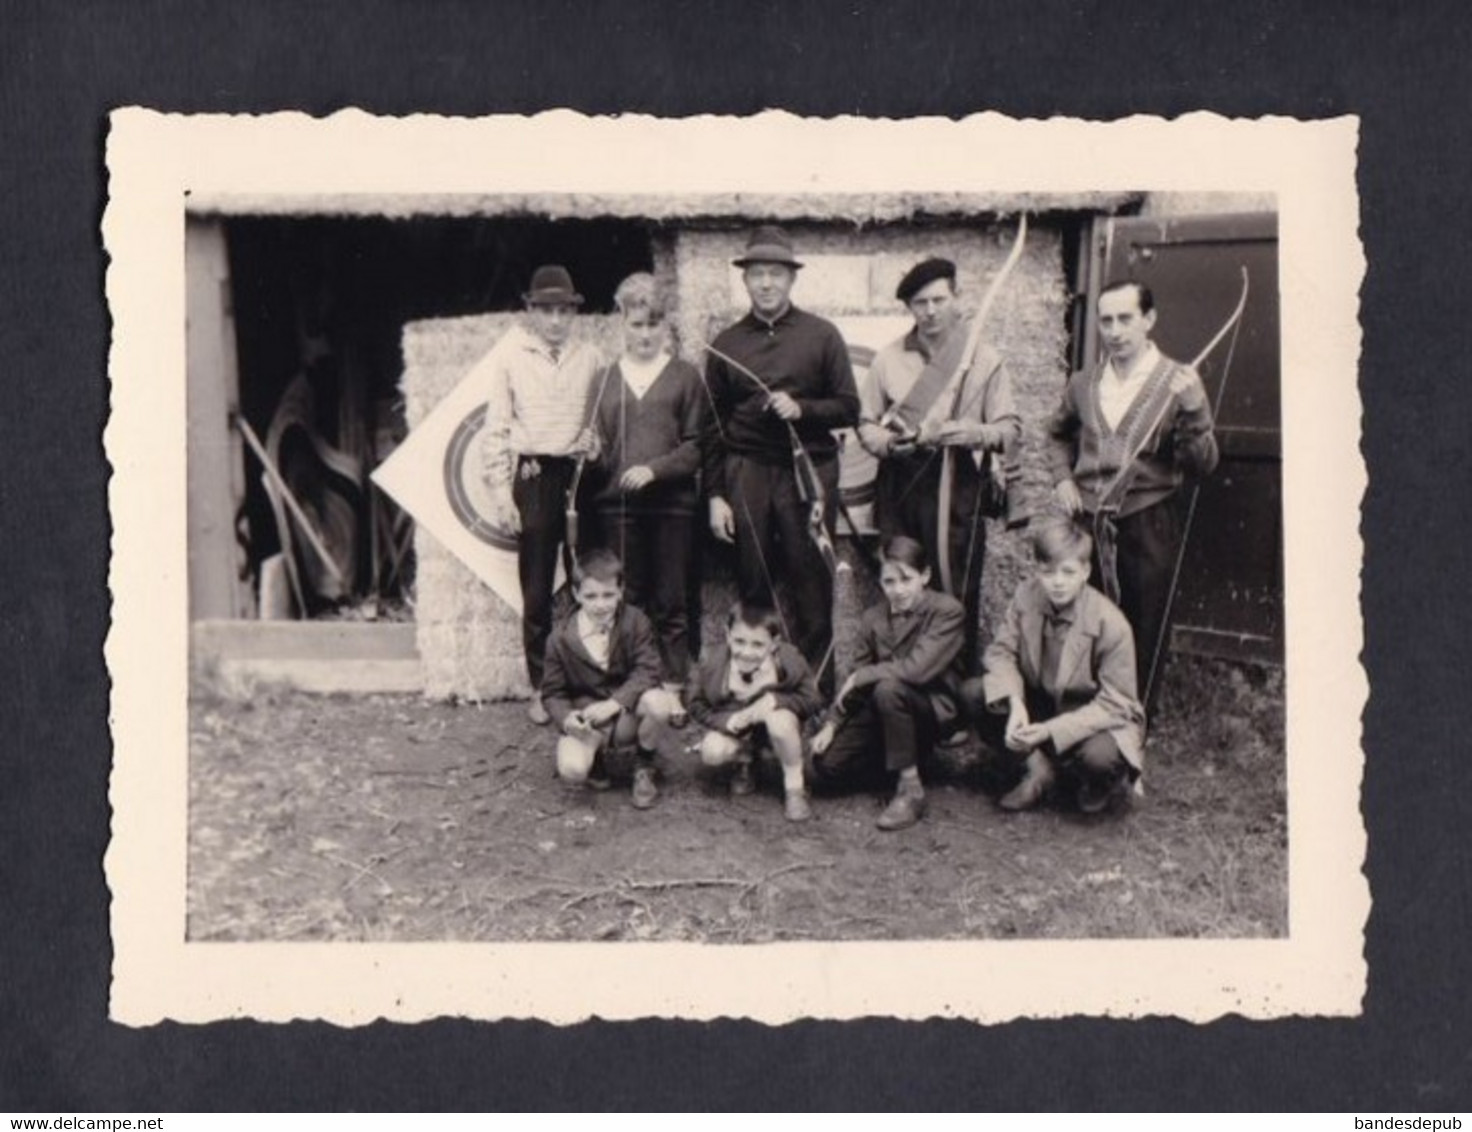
<box><xmin>586</xmin><ymin>358</ymin><xmax>704</xmax><ymax>516</ymax></box>
<box><xmin>700</xmin><ymin>305</ymin><xmax>859</xmax><ymax>496</ymax></box>
<box><xmin>1046</xmin><ymin>352</ymin><xmax>1219</xmax><ymax>517</ymax></box>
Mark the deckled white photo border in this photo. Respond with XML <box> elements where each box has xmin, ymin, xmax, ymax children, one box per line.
<box><xmin>104</xmin><ymin>109</ymin><xmax>1366</xmax><ymax>1024</ymax></box>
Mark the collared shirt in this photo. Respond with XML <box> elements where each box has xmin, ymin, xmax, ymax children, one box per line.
<box><xmin>576</xmin><ymin>609</ymin><xmax>613</xmax><ymax>670</ymax></box>
<box><xmin>859</xmin><ymin>326</ymin><xmax>943</xmax><ymax>420</ymax></box>
<box><xmin>858</xmin><ymin>324</ymin><xmax>1020</xmax><ymax>467</ymax></box>
<box><xmin>1039</xmin><ymin>601</ymin><xmax>1076</xmax><ymax>698</ymax></box>
<box><xmin>477</xmin><ymin>324</ymin><xmax>602</xmax><ymax>490</ymax></box>
<box><xmin>1098</xmin><ymin>342</ymin><xmax>1162</xmax><ymax>430</ymax></box>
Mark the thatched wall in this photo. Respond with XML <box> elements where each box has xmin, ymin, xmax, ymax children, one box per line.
<box><xmin>1139</xmin><ymin>191</ymin><xmax>1276</xmax><ymax>216</ymax></box>
<box><xmin>402</xmin><ymin>218</ymin><xmax>1070</xmax><ymax>699</ymax></box>
<box><xmin>189</xmin><ymin>190</ymin><xmax>1138</xmax><ymax>222</ymax></box>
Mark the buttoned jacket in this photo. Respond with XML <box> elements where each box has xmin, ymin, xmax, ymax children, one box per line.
<box><xmin>540</xmin><ymin>604</ymin><xmax>663</xmax><ymax>727</ymax></box>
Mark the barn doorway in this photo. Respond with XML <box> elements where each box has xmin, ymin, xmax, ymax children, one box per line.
<box><xmin>198</xmin><ymin>213</ymin><xmax>655</xmax><ymax>620</ymax></box>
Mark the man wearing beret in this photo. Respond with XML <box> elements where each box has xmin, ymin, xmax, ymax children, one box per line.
<box><xmin>858</xmin><ymin>256</ymin><xmax>1021</xmax><ymax>676</ymax></box>
<box><xmin>479</xmin><ymin>264</ymin><xmax>603</xmax><ymax>724</ymax></box>
<box><xmin>703</xmin><ymin>226</ymin><xmax>860</xmax><ymax>692</ymax></box>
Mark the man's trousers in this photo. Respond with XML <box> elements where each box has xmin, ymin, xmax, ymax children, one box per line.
<box><xmin>725</xmin><ymin>452</ymin><xmax>839</xmax><ymax>691</ymax></box>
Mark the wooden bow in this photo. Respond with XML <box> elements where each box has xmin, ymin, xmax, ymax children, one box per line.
<box><xmin>699</xmin><ymin>342</ymin><xmax>840</xmax><ymax>580</ymax></box>
<box><xmin>934</xmin><ymin>214</ymin><xmax>1029</xmax><ymax>597</ymax></box>
<box><xmin>565</xmin><ymin>363</ymin><xmax>616</xmax><ymax>562</ymax></box>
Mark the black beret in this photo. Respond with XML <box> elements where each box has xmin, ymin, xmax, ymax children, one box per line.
<box><xmin>896</xmin><ymin>257</ymin><xmax>957</xmax><ymax>303</ymax></box>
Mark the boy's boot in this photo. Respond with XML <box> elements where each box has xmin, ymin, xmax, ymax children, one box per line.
<box><xmin>1076</xmin><ymin>759</ymin><xmax>1130</xmax><ymax>814</ymax></box>
<box><xmin>783</xmin><ymin>788</ymin><xmax>812</xmax><ymax>822</ymax></box>
<box><xmin>999</xmin><ymin>750</ymin><xmax>1055</xmax><ymax>812</ymax></box>
<box><xmin>631</xmin><ymin>749</ymin><xmax>659</xmax><ymax>810</ymax></box>
<box><xmin>876</xmin><ymin>774</ymin><xmax>926</xmax><ymax>831</ymax></box>
<box><xmin>730</xmin><ymin>752</ymin><xmax>756</xmax><ymax>796</ymax></box>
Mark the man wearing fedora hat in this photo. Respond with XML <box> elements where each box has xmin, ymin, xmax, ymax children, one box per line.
<box><xmin>702</xmin><ymin>226</ymin><xmax>859</xmax><ymax>692</ymax></box>
<box><xmin>480</xmin><ymin>264</ymin><xmax>603</xmax><ymax>723</ymax></box>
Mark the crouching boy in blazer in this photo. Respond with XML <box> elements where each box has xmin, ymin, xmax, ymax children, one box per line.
<box><xmin>962</xmin><ymin>516</ymin><xmax>1145</xmax><ymax>813</ymax></box>
<box><xmin>541</xmin><ymin>548</ymin><xmax>670</xmax><ymax>809</ymax></box>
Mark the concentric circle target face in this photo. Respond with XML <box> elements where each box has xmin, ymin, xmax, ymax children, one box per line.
<box><xmin>442</xmin><ymin>404</ymin><xmax>518</xmax><ymax>551</ymax></box>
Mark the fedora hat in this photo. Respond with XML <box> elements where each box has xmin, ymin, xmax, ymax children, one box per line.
<box><xmin>732</xmin><ymin>225</ymin><xmax>804</xmax><ymax>270</ymax></box>
<box><xmin>523</xmin><ymin>264</ymin><xmax>584</xmax><ymax>306</ymax></box>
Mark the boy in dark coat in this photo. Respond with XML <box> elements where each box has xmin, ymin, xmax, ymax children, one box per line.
<box><xmin>962</xmin><ymin>516</ymin><xmax>1146</xmax><ymax>814</ymax></box>
<box><xmin>687</xmin><ymin>603</ymin><xmax>824</xmax><ymax>822</ymax></box>
<box><xmin>541</xmin><ymin>548</ymin><xmax>668</xmax><ymax>809</ymax></box>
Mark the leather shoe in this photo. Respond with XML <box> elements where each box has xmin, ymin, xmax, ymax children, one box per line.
<box><xmin>527</xmin><ymin>692</ymin><xmax>550</xmax><ymax>726</ymax></box>
<box><xmin>631</xmin><ymin>765</ymin><xmax>659</xmax><ymax>810</ymax></box>
<box><xmin>876</xmin><ymin>788</ymin><xmax>926</xmax><ymax>831</ymax></box>
<box><xmin>999</xmin><ymin>771</ymin><xmax>1049</xmax><ymax>812</ymax></box>
<box><xmin>1076</xmin><ymin>771</ymin><xmax>1128</xmax><ymax>814</ymax></box>
<box><xmin>586</xmin><ymin>752</ymin><xmax>612</xmax><ymax>792</ymax></box>
<box><xmin>783</xmin><ymin>790</ymin><xmax>813</xmax><ymax>823</ymax></box>
<box><xmin>730</xmin><ymin>757</ymin><xmax>756</xmax><ymax>796</ymax></box>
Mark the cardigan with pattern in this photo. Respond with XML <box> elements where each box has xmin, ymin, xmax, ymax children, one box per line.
<box><xmin>1046</xmin><ymin>352</ymin><xmax>1218</xmax><ymax>518</ymax></box>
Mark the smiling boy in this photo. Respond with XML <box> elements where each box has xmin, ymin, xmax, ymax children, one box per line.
<box><xmin>962</xmin><ymin>517</ymin><xmax>1145</xmax><ymax>814</ymax></box>
<box><xmin>686</xmin><ymin>603</ymin><xmax>823</xmax><ymax>822</ymax></box>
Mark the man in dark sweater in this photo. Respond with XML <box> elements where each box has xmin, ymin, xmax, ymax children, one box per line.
<box><xmin>1047</xmin><ymin>280</ymin><xmax>1219</xmax><ymax>708</ymax></box>
<box><xmin>702</xmin><ymin>226</ymin><xmax>860</xmax><ymax>690</ymax></box>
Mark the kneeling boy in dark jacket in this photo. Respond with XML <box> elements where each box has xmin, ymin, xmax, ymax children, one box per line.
<box><xmin>542</xmin><ymin>548</ymin><xmax>669</xmax><ymax>809</ymax></box>
<box><xmin>686</xmin><ymin>603</ymin><xmax>823</xmax><ymax>822</ymax></box>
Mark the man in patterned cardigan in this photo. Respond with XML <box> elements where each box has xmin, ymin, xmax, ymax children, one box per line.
<box><xmin>1047</xmin><ymin>280</ymin><xmax>1219</xmax><ymax>708</ymax></box>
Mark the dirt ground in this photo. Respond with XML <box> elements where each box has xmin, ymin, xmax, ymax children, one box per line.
<box><xmin>187</xmin><ymin>654</ymin><xmax>1286</xmax><ymax>943</ymax></box>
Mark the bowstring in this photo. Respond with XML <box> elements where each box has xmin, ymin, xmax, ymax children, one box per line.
<box><xmin>617</xmin><ymin>360</ymin><xmax>628</xmax><ymax>569</ymax></box>
<box><xmin>692</xmin><ymin>341</ymin><xmax>793</xmax><ymax>643</ymax></box>
<box><xmin>1143</xmin><ymin>280</ymin><xmax>1248</xmax><ymax>708</ymax></box>
<box><xmin>736</xmin><ymin>488</ymin><xmax>793</xmax><ymax>643</ymax></box>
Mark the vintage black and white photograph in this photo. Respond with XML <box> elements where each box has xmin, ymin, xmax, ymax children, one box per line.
<box><xmin>105</xmin><ymin>111</ymin><xmax>1364</xmax><ymax>1024</ymax></box>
